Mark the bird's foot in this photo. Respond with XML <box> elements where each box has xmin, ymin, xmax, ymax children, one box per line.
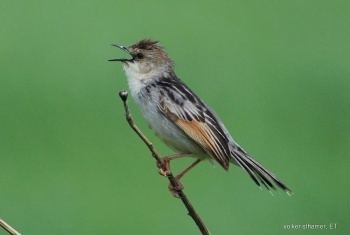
<box><xmin>157</xmin><ymin>157</ymin><xmax>171</xmax><ymax>176</ymax></box>
<box><xmin>168</xmin><ymin>178</ymin><xmax>184</xmax><ymax>198</ymax></box>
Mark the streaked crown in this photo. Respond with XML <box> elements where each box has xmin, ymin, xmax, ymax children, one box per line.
<box><xmin>128</xmin><ymin>39</ymin><xmax>173</xmax><ymax>68</ymax></box>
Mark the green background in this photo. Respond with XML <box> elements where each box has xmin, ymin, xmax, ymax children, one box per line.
<box><xmin>1</xmin><ymin>0</ymin><xmax>349</xmax><ymax>234</ymax></box>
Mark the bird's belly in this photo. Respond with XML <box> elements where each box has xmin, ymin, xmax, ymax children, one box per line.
<box><xmin>140</xmin><ymin>102</ymin><xmax>204</xmax><ymax>155</ymax></box>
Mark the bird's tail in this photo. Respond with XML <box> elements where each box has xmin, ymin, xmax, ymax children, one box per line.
<box><xmin>230</xmin><ymin>146</ymin><xmax>292</xmax><ymax>194</ymax></box>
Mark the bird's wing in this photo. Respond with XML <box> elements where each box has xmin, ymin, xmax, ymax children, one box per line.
<box><xmin>156</xmin><ymin>79</ymin><xmax>232</xmax><ymax>169</ymax></box>
<box><xmin>155</xmin><ymin>79</ymin><xmax>292</xmax><ymax>193</ymax></box>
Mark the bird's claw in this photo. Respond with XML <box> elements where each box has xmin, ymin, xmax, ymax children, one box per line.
<box><xmin>157</xmin><ymin>158</ymin><xmax>170</xmax><ymax>176</ymax></box>
<box><xmin>168</xmin><ymin>180</ymin><xmax>184</xmax><ymax>198</ymax></box>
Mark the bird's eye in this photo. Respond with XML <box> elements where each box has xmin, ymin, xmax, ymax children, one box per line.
<box><xmin>135</xmin><ymin>53</ymin><xmax>144</xmax><ymax>59</ymax></box>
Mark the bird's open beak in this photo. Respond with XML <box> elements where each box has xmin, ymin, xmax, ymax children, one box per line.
<box><xmin>108</xmin><ymin>44</ymin><xmax>134</xmax><ymax>62</ymax></box>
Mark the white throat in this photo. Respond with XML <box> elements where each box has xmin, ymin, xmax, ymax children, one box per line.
<box><xmin>123</xmin><ymin>62</ymin><xmax>169</xmax><ymax>98</ymax></box>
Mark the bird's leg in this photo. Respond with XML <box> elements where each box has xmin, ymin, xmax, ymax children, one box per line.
<box><xmin>157</xmin><ymin>153</ymin><xmax>191</xmax><ymax>176</ymax></box>
<box><xmin>168</xmin><ymin>159</ymin><xmax>202</xmax><ymax>197</ymax></box>
<box><xmin>175</xmin><ymin>158</ymin><xmax>202</xmax><ymax>181</ymax></box>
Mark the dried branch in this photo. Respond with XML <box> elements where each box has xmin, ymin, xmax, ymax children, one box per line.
<box><xmin>0</xmin><ymin>218</ymin><xmax>21</xmax><ymax>235</ymax></box>
<box><xmin>118</xmin><ymin>90</ymin><xmax>210</xmax><ymax>235</ymax></box>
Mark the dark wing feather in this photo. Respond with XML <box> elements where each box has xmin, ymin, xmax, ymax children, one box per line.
<box><xmin>156</xmin><ymin>78</ymin><xmax>232</xmax><ymax>169</ymax></box>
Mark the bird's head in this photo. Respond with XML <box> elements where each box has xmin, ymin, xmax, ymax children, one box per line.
<box><xmin>109</xmin><ymin>39</ymin><xmax>173</xmax><ymax>77</ymax></box>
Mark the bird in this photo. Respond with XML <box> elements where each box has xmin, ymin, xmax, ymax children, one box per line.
<box><xmin>109</xmin><ymin>39</ymin><xmax>291</xmax><ymax>194</ymax></box>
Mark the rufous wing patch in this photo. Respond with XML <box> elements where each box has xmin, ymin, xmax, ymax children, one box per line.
<box><xmin>175</xmin><ymin>119</ymin><xmax>229</xmax><ymax>169</ymax></box>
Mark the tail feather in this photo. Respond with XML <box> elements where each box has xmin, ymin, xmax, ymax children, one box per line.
<box><xmin>233</xmin><ymin>153</ymin><xmax>262</xmax><ymax>187</ymax></box>
<box><xmin>230</xmin><ymin>147</ymin><xmax>292</xmax><ymax>194</ymax></box>
<box><xmin>234</xmin><ymin>153</ymin><xmax>274</xmax><ymax>190</ymax></box>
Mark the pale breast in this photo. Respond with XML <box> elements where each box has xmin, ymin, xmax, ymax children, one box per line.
<box><xmin>135</xmin><ymin>86</ymin><xmax>205</xmax><ymax>155</ymax></box>
<box><xmin>124</xmin><ymin>63</ymin><xmax>205</xmax><ymax>155</ymax></box>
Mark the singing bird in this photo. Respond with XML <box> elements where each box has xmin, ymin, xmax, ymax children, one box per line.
<box><xmin>110</xmin><ymin>39</ymin><xmax>291</xmax><ymax>194</ymax></box>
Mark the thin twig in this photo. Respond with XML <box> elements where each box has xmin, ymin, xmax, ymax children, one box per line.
<box><xmin>0</xmin><ymin>218</ymin><xmax>21</xmax><ymax>235</ymax></box>
<box><xmin>118</xmin><ymin>90</ymin><xmax>210</xmax><ymax>235</ymax></box>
